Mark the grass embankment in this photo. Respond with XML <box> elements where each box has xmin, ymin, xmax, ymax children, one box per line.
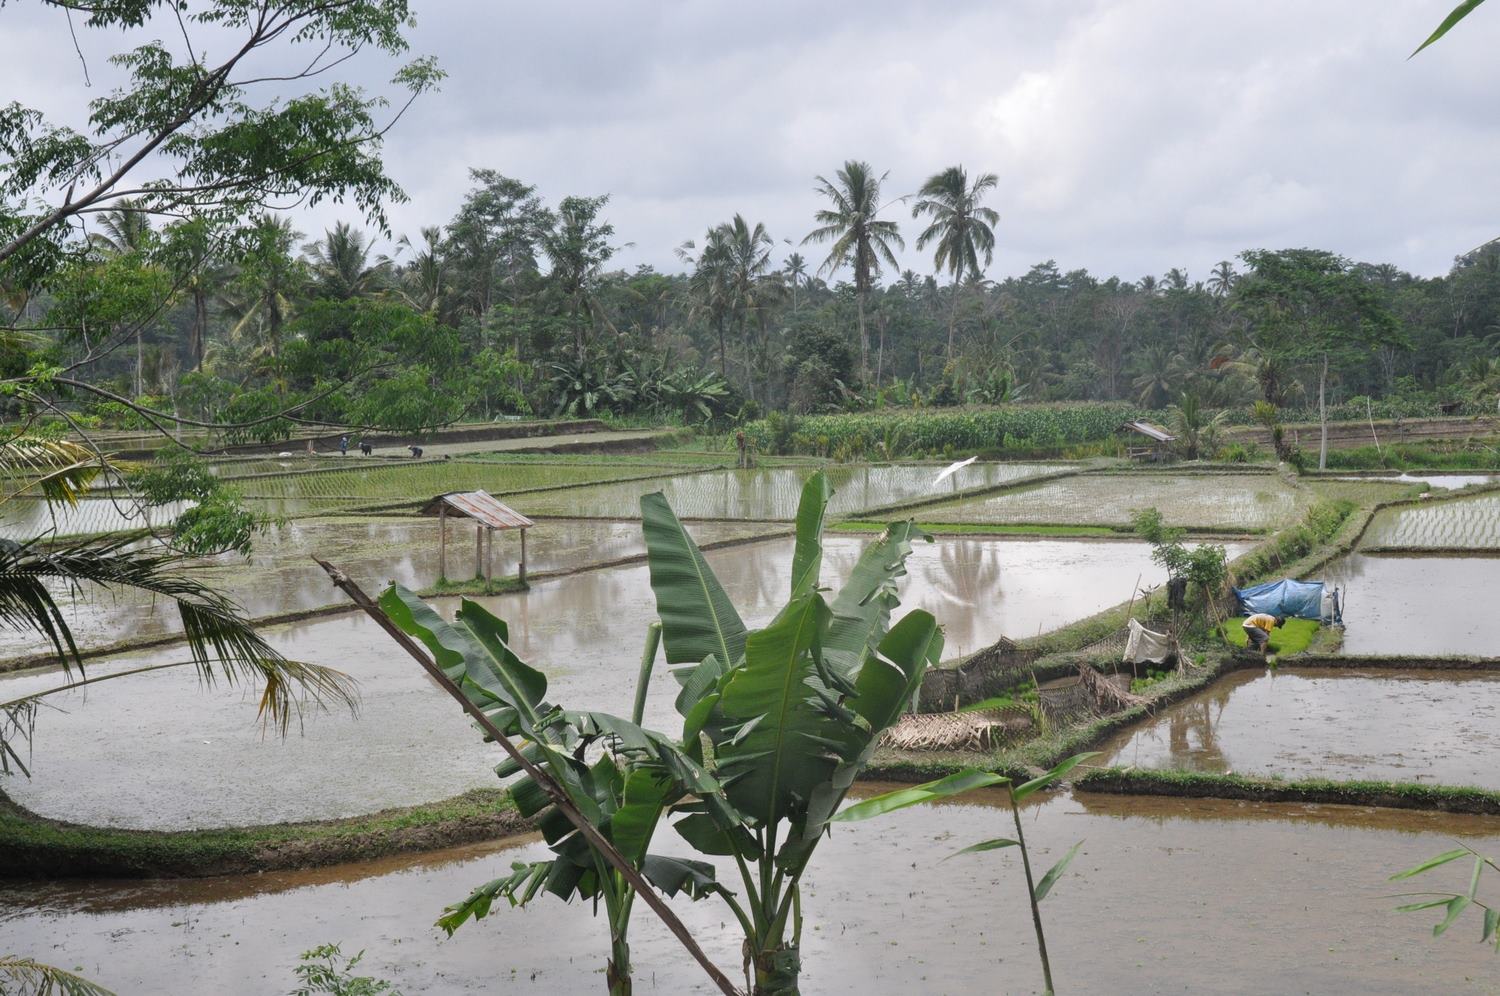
<box><xmin>0</xmin><ymin>788</ymin><xmax>525</xmax><ymax>879</ymax></box>
<box><xmin>1219</xmin><ymin>617</ymin><xmax>1320</xmax><ymax>656</ymax></box>
<box><xmin>833</xmin><ymin>521</ymin><xmax>1122</xmax><ymax>538</ymax></box>
<box><xmin>1076</xmin><ymin>768</ymin><xmax>1500</xmax><ymax>817</ymax></box>
<box><xmin>424</xmin><ymin>576</ymin><xmax>529</xmax><ymax>597</ymax></box>
<box><xmin>1322</xmin><ymin>440</ymin><xmax>1500</xmax><ymax>471</ymax></box>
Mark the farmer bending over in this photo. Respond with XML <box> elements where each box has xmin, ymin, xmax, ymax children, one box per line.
<box><xmin>1242</xmin><ymin>613</ymin><xmax>1285</xmax><ymax>658</ymax></box>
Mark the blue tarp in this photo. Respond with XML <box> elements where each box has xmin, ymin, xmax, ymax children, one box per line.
<box><xmin>1233</xmin><ymin>578</ymin><xmax>1326</xmax><ymax>620</ymax></box>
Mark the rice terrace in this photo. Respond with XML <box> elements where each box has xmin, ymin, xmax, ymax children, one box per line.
<box><xmin>4</xmin><ymin>2</ymin><xmax>1500</xmax><ymax>995</ymax></box>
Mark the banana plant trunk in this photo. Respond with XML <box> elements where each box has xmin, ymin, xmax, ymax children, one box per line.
<box><xmin>607</xmin><ymin>936</ymin><xmax>632</xmax><ymax>996</ymax></box>
<box><xmin>750</xmin><ymin>943</ymin><xmax>801</xmax><ymax>995</ymax></box>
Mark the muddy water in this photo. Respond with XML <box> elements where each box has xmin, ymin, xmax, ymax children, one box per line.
<box><xmin>3</xmin><ymin>790</ymin><xmax>1497</xmax><ymax>993</ymax></box>
<box><xmin>0</xmin><ymin>537</ymin><xmax>1248</xmax><ymax>828</ymax></box>
<box><xmin>1323</xmin><ymin>553</ymin><xmax>1500</xmax><ymax>655</ymax></box>
<box><xmin>1</xmin><ymin>517</ymin><xmax>779</xmax><ymax>661</ymax></box>
<box><xmin>517</xmin><ymin>463</ymin><xmax>1060</xmax><ymax>520</ymax></box>
<box><xmin>1096</xmin><ymin>667</ymin><xmax>1500</xmax><ymax>786</ymax></box>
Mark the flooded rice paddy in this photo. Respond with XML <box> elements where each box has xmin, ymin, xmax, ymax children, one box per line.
<box><xmin>1324</xmin><ymin>553</ymin><xmax>1500</xmax><ymax>656</ymax></box>
<box><xmin>1097</xmin><ymin>667</ymin><xmax>1500</xmax><ymax>787</ymax></box>
<box><xmin>1361</xmin><ymin>492</ymin><xmax>1500</xmax><ymax>549</ymax></box>
<box><xmin>915</xmin><ymin>472</ymin><xmax>1305</xmax><ymax>530</ymax></box>
<box><xmin>514</xmin><ymin>463</ymin><xmax>1060</xmax><ymax>519</ymax></box>
<box><xmin>0</xmin><ymin>495</ymin><xmax>187</xmax><ymax>540</ymax></box>
<box><xmin>0</xmin><ymin>536</ymin><xmax>1247</xmax><ymax>828</ymax></box>
<box><xmin>1335</xmin><ymin>472</ymin><xmax>1500</xmax><ymax>490</ymax></box>
<box><xmin>4</xmin><ymin>789</ymin><xmax>1497</xmax><ymax>994</ymax></box>
<box><xmin>1</xmin><ymin>517</ymin><xmax>780</xmax><ymax>661</ymax></box>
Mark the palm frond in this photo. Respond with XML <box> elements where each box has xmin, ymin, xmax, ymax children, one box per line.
<box><xmin>0</xmin><ymin>536</ymin><xmax>357</xmax><ymax>737</ymax></box>
<box><xmin>0</xmin><ymin>437</ymin><xmax>102</xmax><ymax>506</ymax></box>
<box><xmin>0</xmin><ymin>956</ymin><xmax>116</xmax><ymax>996</ymax></box>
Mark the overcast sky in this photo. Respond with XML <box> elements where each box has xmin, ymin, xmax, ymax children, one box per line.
<box><xmin>6</xmin><ymin>0</ymin><xmax>1499</xmax><ymax>282</ymax></box>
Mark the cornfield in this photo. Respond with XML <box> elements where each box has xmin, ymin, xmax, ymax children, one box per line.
<box><xmin>742</xmin><ymin>403</ymin><xmax>1138</xmax><ymax>457</ymax></box>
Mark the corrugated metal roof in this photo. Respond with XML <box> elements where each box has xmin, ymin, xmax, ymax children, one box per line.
<box><xmin>1119</xmin><ymin>420</ymin><xmax>1177</xmax><ymax>443</ymax></box>
<box><xmin>420</xmin><ymin>490</ymin><xmax>534</xmax><ymax>529</ymax></box>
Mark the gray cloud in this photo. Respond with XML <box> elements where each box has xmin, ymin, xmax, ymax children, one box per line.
<box><xmin>5</xmin><ymin>0</ymin><xmax>1497</xmax><ymax>280</ymax></box>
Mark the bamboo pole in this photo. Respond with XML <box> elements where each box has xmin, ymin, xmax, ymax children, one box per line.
<box><xmin>313</xmin><ymin>560</ymin><xmax>744</xmax><ymax>996</ymax></box>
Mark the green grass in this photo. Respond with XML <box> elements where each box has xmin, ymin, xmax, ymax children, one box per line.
<box><xmin>1323</xmin><ymin>440</ymin><xmax>1500</xmax><ymax>471</ymax></box>
<box><xmin>1075</xmin><ymin>767</ymin><xmax>1500</xmax><ymax>816</ymax></box>
<box><xmin>0</xmin><ymin>788</ymin><xmax>520</xmax><ymax>878</ymax></box>
<box><xmin>425</xmin><ymin>576</ymin><xmax>529</xmax><ymax>597</ymax></box>
<box><xmin>1219</xmin><ymin>617</ymin><xmax>1320</xmax><ymax>656</ymax></box>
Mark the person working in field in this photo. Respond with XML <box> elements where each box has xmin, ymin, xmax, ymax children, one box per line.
<box><xmin>1242</xmin><ymin>613</ymin><xmax>1285</xmax><ymax>657</ymax></box>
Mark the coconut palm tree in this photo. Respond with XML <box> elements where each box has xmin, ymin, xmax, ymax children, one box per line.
<box><xmin>803</xmin><ymin>160</ymin><xmax>905</xmax><ymax>384</ymax></box>
<box><xmin>1208</xmin><ymin>260</ymin><xmax>1237</xmax><ymax>299</ymax></box>
<box><xmin>304</xmin><ymin>221</ymin><xmax>382</xmax><ymax>300</ymax></box>
<box><xmin>89</xmin><ymin>199</ymin><xmax>157</xmax><ymax>396</ymax></box>
<box><xmin>223</xmin><ymin>216</ymin><xmax>303</xmax><ymax>390</ymax></box>
<box><xmin>782</xmin><ymin>252</ymin><xmax>808</xmax><ymax>315</ymax></box>
<box><xmin>678</xmin><ymin>228</ymin><xmax>734</xmax><ymax>379</ymax></box>
<box><xmin>722</xmin><ymin>215</ymin><xmax>775</xmax><ymax>394</ymax></box>
<box><xmin>395</xmin><ymin>226</ymin><xmax>448</xmax><ymax>316</ymax></box>
<box><xmin>911</xmin><ymin>165</ymin><xmax>1001</xmax><ymax>358</ymax></box>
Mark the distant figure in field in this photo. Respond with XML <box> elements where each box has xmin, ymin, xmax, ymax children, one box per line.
<box><xmin>338</xmin><ymin>434</ymin><xmax>349</xmax><ymax>456</ymax></box>
<box><xmin>359</xmin><ymin>441</ymin><xmax>373</xmax><ymax>456</ymax></box>
<box><xmin>1242</xmin><ymin>613</ymin><xmax>1285</xmax><ymax>659</ymax></box>
<box><xmin>408</xmin><ymin>444</ymin><xmax>423</xmax><ymax>458</ymax></box>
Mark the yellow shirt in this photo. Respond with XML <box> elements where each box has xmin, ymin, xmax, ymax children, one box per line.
<box><xmin>1245</xmin><ymin>613</ymin><xmax>1277</xmax><ymax>632</ymax></box>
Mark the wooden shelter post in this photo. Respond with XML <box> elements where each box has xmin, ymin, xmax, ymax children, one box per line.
<box><xmin>474</xmin><ymin>523</ymin><xmax>483</xmax><ymax>579</ymax></box>
<box><xmin>520</xmin><ymin>527</ymin><xmax>528</xmax><ymax>584</ymax></box>
<box><xmin>438</xmin><ymin>505</ymin><xmax>447</xmax><ymax>580</ymax></box>
<box><xmin>485</xmin><ymin>527</ymin><xmax>494</xmax><ymax>585</ymax></box>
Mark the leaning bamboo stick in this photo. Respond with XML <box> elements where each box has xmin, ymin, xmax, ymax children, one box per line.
<box><xmin>314</xmin><ymin>558</ymin><xmax>743</xmax><ymax>996</ymax></box>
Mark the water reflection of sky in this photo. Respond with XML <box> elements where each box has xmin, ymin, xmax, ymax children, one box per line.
<box><xmin>0</xmin><ymin>534</ymin><xmax>1244</xmax><ymax>828</ymax></box>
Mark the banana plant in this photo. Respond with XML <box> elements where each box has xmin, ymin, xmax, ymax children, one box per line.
<box><xmin>374</xmin><ymin>588</ymin><xmax>738</xmax><ymax>996</ymax></box>
<box><xmin>642</xmin><ymin>471</ymin><xmax>946</xmax><ymax>994</ymax></box>
<box><xmin>833</xmin><ymin>752</ymin><xmax>1099</xmax><ymax>996</ymax></box>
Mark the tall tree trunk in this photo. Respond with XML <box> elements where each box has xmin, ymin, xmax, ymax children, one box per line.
<box><xmin>876</xmin><ymin>314</ymin><xmax>885</xmax><ymax>388</ymax></box>
<box><xmin>717</xmin><ymin>315</ymin><xmax>727</xmax><ymax>380</ymax></box>
<box><xmin>947</xmin><ymin>277</ymin><xmax>959</xmax><ymax>359</ymax></box>
<box><xmin>1318</xmin><ymin>351</ymin><xmax>1329</xmax><ymax>471</ymax></box>
<box><xmin>856</xmin><ymin>291</ymin><xmax>869</xmax><ymax>385</ymax></box>
<box><xmin>134</xmin><ymin>328</ymin><xmax>143</xmax><ymax>398</ymax></box>
<box><xmin>192</xmin><ymin>288</ymin><xmax>207</xmax><ymax>372</ymax></box>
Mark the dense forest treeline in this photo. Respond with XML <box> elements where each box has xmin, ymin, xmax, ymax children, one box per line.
<box><xmin>5</xmin><ymin>162</ymin><xmax>1499</xmax><ymax>442</ymax></box>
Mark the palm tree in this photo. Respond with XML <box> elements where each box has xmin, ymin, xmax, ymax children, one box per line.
<box><xmin>783</xmin><ymin>252</ymin><xmax>808</xmax><ymax>315</ymax></box>
<box><xmin>678</xmin><ymin>229</ymin><xmax>734</xmax><ymax>379</ymax></box>
<box><xmin>722</xmin><ymin>215</ymin><xmax>775</xmax><ymax>394</ymax></box>
<box><xmin>803</xmin><ymin>160</ymin><xmax>905</xmax><ymax>384</ymax></box>
<box><xmin>395</xmin><ymin>226</ymin><xmax>447</xmax><ymax>315</ymax></box>
<box><xmin>90</xmin><ymin>199</ymin><xmax>156</xmax><ymax>397</ymax></box>
<box><xmin>304</xmin><ymin>221</ymin><xmax>382</xmax><ymax>300</ymax></box>
<box><xmin>224</xmin><ymin>216</ymin><xmax>303</xmax><ymax>391</ymax></box>
<box><xmin>910</xmin><ymin>165</ymin><xmax>1001</xmax><ymax>358</ymax></box>
<box><xmin>1208</xmin><ymin>260</ymin><xmax>1236</xmax><ymax>299</ymax></box>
